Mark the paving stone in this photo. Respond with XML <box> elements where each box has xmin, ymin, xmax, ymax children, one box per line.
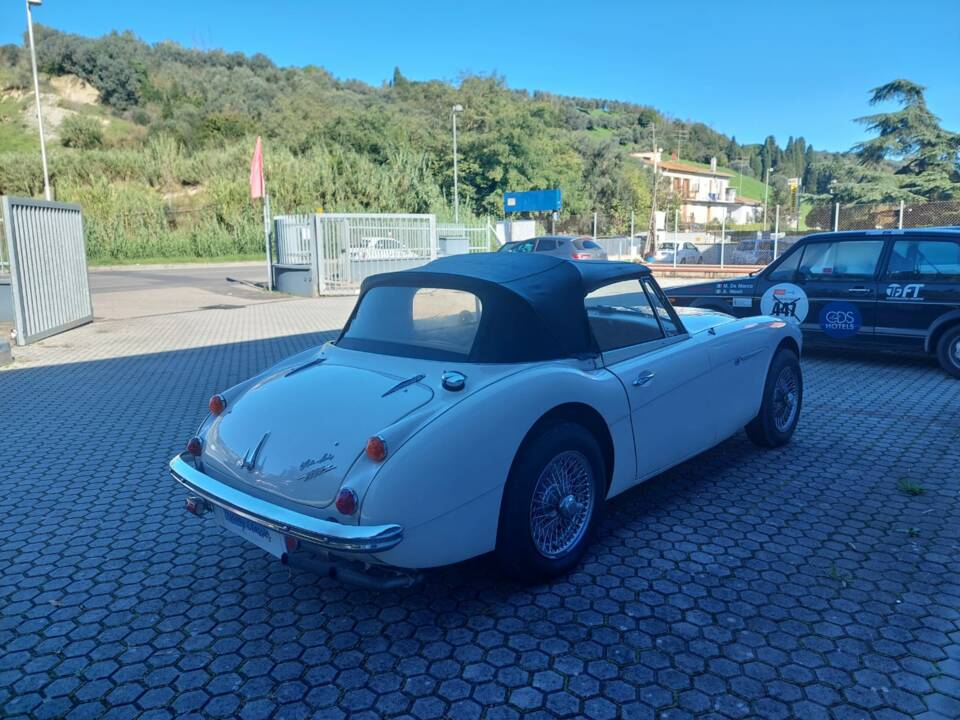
<box><xmin>1</xmin><ymin>297</ymin><xmax>957</xmax><ymax>720</ymax></box>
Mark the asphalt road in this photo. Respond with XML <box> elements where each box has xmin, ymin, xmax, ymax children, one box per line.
<box><xmin>89</xmin><ymin>264</ymin><xmax>268</xmax><ymax>295</ymax></box>
<box><xmin>89</xmin><ymin>263</ymin><xmax>277</xmax><ymax>321</ymax></box>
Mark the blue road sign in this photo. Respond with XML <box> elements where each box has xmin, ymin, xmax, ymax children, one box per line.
<box><xmin>504</xmin><ymin>189</ymin><xmax>562</xmax><ymax>214</ymax></box>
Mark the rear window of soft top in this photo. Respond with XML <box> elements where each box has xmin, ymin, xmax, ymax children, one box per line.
<box><xmin>575</xmin><ymin>239</ymin><xmax>601</xmax><ymax>249</ymax></box>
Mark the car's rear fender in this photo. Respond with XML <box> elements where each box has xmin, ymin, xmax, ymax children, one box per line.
<box><xmin>361</xmin><ymin>360</ymin><xmax>634</xmax><ymax>569</ymax></box>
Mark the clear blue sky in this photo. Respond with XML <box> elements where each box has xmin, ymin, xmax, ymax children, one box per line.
<box><xmin>2</xmin><ymin>0</ymin><xmax>958</xmax><ymax>152</ymax></box>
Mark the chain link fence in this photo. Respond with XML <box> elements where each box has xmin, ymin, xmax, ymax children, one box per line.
<box><xmin>806</xmin><ymin>199</ymin><xmax>960</xmax><ymax>232</ymax></box>
<box><xmin>553</xmin><ymin>199</ymin><xmax>960</xmax><ymax>270</ymax></box>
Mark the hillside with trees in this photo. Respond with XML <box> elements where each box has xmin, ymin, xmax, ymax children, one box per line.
<box><xmin>0</xmin><ymin>27</ymin><xmax>957</xmax><ymax>260</ymax></box>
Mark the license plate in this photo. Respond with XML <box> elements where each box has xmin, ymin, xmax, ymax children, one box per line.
<box><xmin>214</xmin><ymin>506</ymin><xmax>286</xmax><ymax>557</ymax></box>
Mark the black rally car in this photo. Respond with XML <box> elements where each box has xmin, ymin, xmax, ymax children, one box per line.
<box><xmin>667</xmin><ymin>228</ymin><xmax>960</xmax><ymax>377</ymax></box>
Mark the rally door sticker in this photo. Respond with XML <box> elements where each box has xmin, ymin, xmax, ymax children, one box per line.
<box><xmin>759</xmin><ymin>283</ymin><xmax>809</xmax><ymax>325</ymax></box>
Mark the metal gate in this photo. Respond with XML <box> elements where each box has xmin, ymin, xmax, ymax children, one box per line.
<box><xmin>274</xmin><ymin>215</ymin><xmax>313</xmax><ymax>265</ymax></box>
<box><xmin>315</xmin><ymin>213</ymin><xmax>437</xmax><ymax>294</ymax></box>
<box><xmin>270</xmin><ymin>213</ymin><xmax>497</xmax><ymax>296</ymax></box>
<box><xmin>1</xmin><ymin>196</ymin><xmax>93</xmax><ymax>345</ymax></box>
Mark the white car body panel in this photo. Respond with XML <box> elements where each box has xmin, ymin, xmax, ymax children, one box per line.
<box><xmin>359</xmin><ymin>358</ymin><xmax>637</xmax><ymax>567</ymax></box>
<box><xmin>173</xmin><ymin>256</ymin><xmax>802</xmax><ymax>576</ymax></box>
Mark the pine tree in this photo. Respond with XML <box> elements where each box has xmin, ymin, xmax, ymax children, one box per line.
<box><xmin>854</xmin><ymin>79</ymin><xmax>960</xmax><ymax>200</ymax></box>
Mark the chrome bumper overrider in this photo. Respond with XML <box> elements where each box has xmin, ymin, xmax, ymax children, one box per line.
<box><xmin>169</xmin><ymin>453</ymin><xmax>403</xmax><ymax>553</ymax></box>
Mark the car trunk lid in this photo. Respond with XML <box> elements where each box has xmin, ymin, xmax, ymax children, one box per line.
<box><xmin>202</xmin><ymin>363</ymin><xmax>432</xmax><ymax>508</ymax></box>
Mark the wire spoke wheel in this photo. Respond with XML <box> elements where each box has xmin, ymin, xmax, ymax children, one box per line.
<box><xmin>772</xmin><ymin>365</ymin><xmax>800</xmax><ymax>433</ymax></box>
<box><xmin>529</xmin><ymin>450</ymin><xmax>595</xmax><ymax>558</ymax></box>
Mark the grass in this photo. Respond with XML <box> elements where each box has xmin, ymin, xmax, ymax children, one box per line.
<box><xmin>897</xmin><ymin>477</ymin><xmax>925</xmax><ymax>496</ymax></box>
<box><xmin>827</xmin><ymin>563</ymin><xmax>849</xmax><ymax>587</ymax></box>
<box><xmin>0</xmin><ymin>97</ymin><xmax>36</xmax><ymax>153</ymax></box>
<box><xmin>676</xmin><ymin>159</ymin><xmax>769</xmax><ymax>201</ymax></box>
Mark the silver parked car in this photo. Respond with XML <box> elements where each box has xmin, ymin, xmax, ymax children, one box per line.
<box><xmin>499</xmin><ymin>235</ymin><xmax>608</xmax><ymax>261</ymax></box>
<box><xmin>647</xmin><ymin>241</ymin><xmax>703</xmax><ymax>264</ymax></box>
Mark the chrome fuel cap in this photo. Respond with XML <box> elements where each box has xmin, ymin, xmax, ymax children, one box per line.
<box><xmin>441</xmin><ymin>370</ymin><xmax>467</xmax><ymax>392</ymax></box>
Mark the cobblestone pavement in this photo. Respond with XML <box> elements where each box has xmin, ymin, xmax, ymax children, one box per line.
<box><xmin>1</xmin><ymin>297</ymin><xmax>959</xmax><ymax>720</ymax></box>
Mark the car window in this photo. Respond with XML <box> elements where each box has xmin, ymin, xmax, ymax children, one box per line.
<box><xmin>799</xmin><ymin>240</ymin><xmax>884</xmax><ymax>280</ymax></box>
<box><xmin>766</xmin><ymin>246</ymin><xmax>803</xmax><ymax>281</ymax></box>
<box><xmin>506</xmin><ymin>240</ymin><xmax>536</xmax><ymax>253</ymax></box>
<box><xmin>584</xmin><ymin>280</ymin><xmax>664</xmax><ymax>351</ymax></box>
<box><xmin>575</xmin><ymin>239</ymin><xmax>601</xmax><ymax>250</ymax></box>
<box><xmin>659</xmin><ymin>242</ymin><xmax>675</xmax><ymax>251</ymax></box>
<box><xmin>341</xmin><ymin>287</ymin><xmax>482</xmax><ymax>360</ymax></box>
<box><xmin>737</xmin><ymin>240</ymin><xmax>753</xmax><ymax>251</ymax></box>
<box><xmin>683</xmin><ymin>242</ymin><xmax>696</xmax><ymax>250</ymax></box>
<box><xmin>886</xmin><ymin>240</ymin><xmax>960</xmax><ymax>280</ymax></box>
<box><xmin>642</xmin><ymin>277</ymin><xmax>682</xmax><ymax>336</ymax></box>
<box><xmin>536</xmin><ymin>239</ymin><xmax>558</xmax><ymax>251</ymax></box>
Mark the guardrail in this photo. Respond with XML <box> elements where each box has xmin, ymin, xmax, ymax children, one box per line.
<box><xmin>646</xmin><ymin>263</ymin><xmax>763</xmax><ymax>277</ymax></box>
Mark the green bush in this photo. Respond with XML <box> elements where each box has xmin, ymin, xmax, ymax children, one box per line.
<box><xmin>59</xmin><ymin>115</ymin><xmax>104</xmax><ymax>149</ymax></box>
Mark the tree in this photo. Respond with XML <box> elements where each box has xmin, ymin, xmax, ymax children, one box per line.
<box><xmin>853</xmin><ymin>79</ymin><xmax>960</xmax><ymax>200</ymax></box>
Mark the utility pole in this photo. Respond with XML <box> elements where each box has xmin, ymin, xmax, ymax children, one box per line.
<box><xmin>762</xmin><ymin>167</ymin><xmax>773</xmax><ymax>232</ymax></box>
<box><xmin>647</xmin><ymin>124</ymin><xmax>660</xmax><ymax>257</ymax></box>
<box><xmin>732</xmin><ymin>158</ymin><xmax>749</xmax><ymax>196</ymax></box>
<box><xmin>451</xmin><ymin>104</ymin><xmax>463</xmax><ymax>223</ymax></box>
<box><xmin>26</xmin><ymin>0</ymin><xmax>51</xmax><ymax>200</ymax></box>
<box><xmin>675</xmin><ymin>125</ymin><xmax>689</xmax><ymax>161</ymax></box>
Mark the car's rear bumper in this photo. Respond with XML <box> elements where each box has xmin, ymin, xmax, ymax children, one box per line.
<box><xmin>169</xmin><ymin>453</ymin><xmax>404</xmax><ymax>553</ymax></box>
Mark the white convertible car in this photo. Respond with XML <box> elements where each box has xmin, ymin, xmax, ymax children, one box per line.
<box><xmin>171</xmin><ymin>254</ymin><xmax>802</xmax><ymax>588</ymax></box>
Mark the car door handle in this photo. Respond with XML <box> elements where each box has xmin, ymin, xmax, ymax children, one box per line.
<box><xmin>633</xmin><ymin>370</ymin><xmax>655</xmax><ymax>387</ymax></box>
<box><xmin>847</xmin><ymin>287</ymin><xmax>871</xmax><ymax>294</ymax></box>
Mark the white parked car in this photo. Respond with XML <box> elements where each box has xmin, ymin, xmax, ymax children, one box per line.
<box><xmin>647</xmin><ymin>241</ymin><xmax>703</xmax><ymax>264</ymax></box>
<box><xmin>171</xmin><ymin>254</ymin><xmax>802</xmax><ymax>588</ymax></box>
<box><xmin>348</xmin><ymin>236</ymin><xmax>419</xmax><ymax>261</ymax></box>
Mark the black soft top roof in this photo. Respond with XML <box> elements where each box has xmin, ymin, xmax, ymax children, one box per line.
<box><xmin>351</xmin><ymin>254</ymin><xmax>651</xmax><ymax>362</ymax></box>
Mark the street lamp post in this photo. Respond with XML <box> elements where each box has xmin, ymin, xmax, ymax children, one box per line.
<box><xmin>762</xmin><ymin>167</ymin><xmax>773</xmax><ymax>232</ymax></box>
<box><xmin>451</xmin><ymin>104</ymin><xmax>463</xmax><ymax>223</ymax></box>
<box><xmin>26</xmin><ymin>0</ymin><xmax>51</xmax><ymax>201</ymax></box>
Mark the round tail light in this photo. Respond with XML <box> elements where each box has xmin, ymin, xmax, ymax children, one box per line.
<box><xmin>335</xmin><ymin>488</ymin><xmax>357</xmax><ymax>515</ymax></box>
<box><xmin>186</xmin><ymin>436</ymin><xmax>203</xmax><ymax>456</ymax></box>
<box><xmin>365</xmin><ymin>436</ymin><xmax>387</xmax><ymax>462</ymax></box>
<box><xmin>208</xmin><ymin>394</ymin><xmax>227</xmax><ymax>415</ymax></box>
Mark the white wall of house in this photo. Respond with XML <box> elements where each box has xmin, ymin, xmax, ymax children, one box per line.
<box><xmin>729</xmin><ymin>205</ymin><xmax>761</xmax><ymax>225</ymax></box>
<box><xmin>664</xmin><ymin>170</ymin><xmax>731</xmax><ymax>203</ymax></box>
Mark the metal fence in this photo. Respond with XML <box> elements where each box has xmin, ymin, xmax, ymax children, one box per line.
<box><xmin>314</xmin><ymin>213</ymin><xmax>436</xmax><ymax>294</ymax></box>
<box><xmin>567</xmin><ymin>199</ymin><xmax>960</xmax><ymax>269</ymax></box>
<box><xmin>806</xmin><ymin>199</ymin><xmax>960</xmax><ymax>232</ymax></box>
<box><xmin>437</xmin><ymin>222</ymin><xmax>498</xmax><ymax>254</ymax></box>
<box><xmin>1</xmin><ymin>196</ymin><xmax>93</xmax><ymax>345</ymax></box>
<box><xmin>275</xmin><ymin>215</ymin><xmax>313</xmax><ymax>265</ymax></box>
<box><xmin>0</xmin><ymin>212</ymin><xmax>8</xmax><ymax>274</ymax></box>
<box><xmin>271</xmin><ymin>214</ymin><xmax>500</xmax><ymax>296</ymax></box>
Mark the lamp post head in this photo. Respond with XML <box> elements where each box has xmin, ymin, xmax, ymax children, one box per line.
<box><xmin>452</xmin><ymin>104</ymin><xmax>464</xmax><ymax>114</ymax></box>
<box><xmin>27</xmin><ymin>0</ymin><xmax>43</xmax><ymax>6</ymax></box>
